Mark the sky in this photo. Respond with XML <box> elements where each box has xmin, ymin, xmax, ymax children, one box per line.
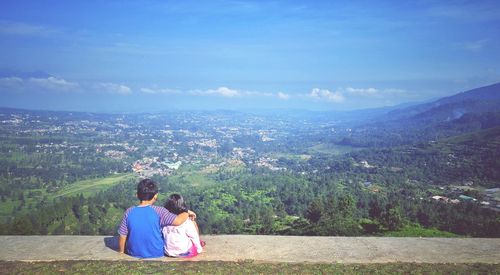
<box><xmin>1</xmin><ymin>0</ymin><xmax>500</xmax><ymax>113</ymax></box>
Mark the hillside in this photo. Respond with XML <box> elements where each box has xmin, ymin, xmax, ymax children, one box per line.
<box><xmin>388</xmin><ymin>82</ymin><xmax>500</xmax><ymax>121</ymax></box>
<box><xmin>0</xmin><ymin>87</ymin><xmax>499</xmax><ymax>238</ymax></box>
<box><xmin>346</xmin><ymin>126</ymin><xmax>500</xmax><ymax>186</ymax></box>
<box><xmin>341</xmin><ymin>82</ymin><xmax>500</xmax><ymax>147</ymax></box>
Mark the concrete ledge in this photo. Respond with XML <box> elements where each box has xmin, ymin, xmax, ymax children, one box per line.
<box><xmin>1</xmin><ymin>235</ymin><xmax>499</xmax><ymax>263</ymax></box>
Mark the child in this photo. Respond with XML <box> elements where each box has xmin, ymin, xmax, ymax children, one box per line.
<box><xmin>118</xmin><ymin>179</ymin><xmax>195</xmax><ymax>258</ymax></box>
<box><xmin>162</xmin><ymin>193</ymin><xmax>204</xmax><ymax>257</ymax></box>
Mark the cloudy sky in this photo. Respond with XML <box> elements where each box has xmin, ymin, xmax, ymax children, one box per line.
<box><xmin>1</xmin><ymin>0</ymin><xmax>500</xmax><ymax>112</ymax></box>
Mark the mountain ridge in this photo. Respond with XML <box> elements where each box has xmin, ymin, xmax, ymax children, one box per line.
<box><xmin>387</xmin><ymin>82</ymin><xmax>500</xmax><ymax>122</ymax></box>
<box><xmin>342</xmin><ymin>82</ymin><xmax>500</xmax><ymax>147</ymax></box>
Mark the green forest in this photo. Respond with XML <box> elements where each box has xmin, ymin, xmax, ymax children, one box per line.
<box><xmin>0</xmin><ymin>102</ymin><xmax>499</xmax><ymax>238</ymax></box>
<box><xmin>1</xmin><ymin>166</ymin><xmax>498</xmax><ymax>237</ymax></box>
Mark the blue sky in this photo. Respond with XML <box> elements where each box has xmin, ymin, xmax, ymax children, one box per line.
<box><xmin>1</xmin><ymin>0</ymin><xmax>500</xmax><ymax>112</ymax></box>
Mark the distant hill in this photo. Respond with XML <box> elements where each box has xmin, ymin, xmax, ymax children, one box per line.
<box><xmin>388</xmin><ymin>82</ymin><xmax>500</xmax><ymax>123</ymax></box>
<box><xmin>343</xmin><ymin>82</ymin><xmax>500</xmax><ymax>147</ymax></box>
<box><xmin>347</xmin><ymin>126</ymin><xmax>500</xmax><ymax>186</ymax></box>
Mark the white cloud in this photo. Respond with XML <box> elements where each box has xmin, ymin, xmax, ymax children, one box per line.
<box><xmin>29</xmin><ymin>77</ymin><xmax>79</xmax><ymax>91</ymax></box>
<box><xmin>309</xmin><ymin>88</ymin><xmax>344</xmax><ymax>103</ymax></box>
<box><xmin>0</xmin><ymin>77</ymin><xmax>23</xmax><ymax>87</ymax></box>
<box><xmin>0</xmin><ymin>76</ymin><xmax>79</xmax><ymax>92</ymax></box>
<box><xmin>140</xmin><ymin>87</ymin><xmax>179</xmax><ymax>94</ymax></box>
<box><xmin>142</xmin><ymin>86</ymin><xmax>280</xmax><ymax>99</ymax></box>
<box><xmin>277</xmin><ymin>92</ymin><xmax>290</xmax><ymax>100</ymax></box>
<box><xmin>191</xmin><ymin>86</ymin><xmax>241</xmax><ymax>97</ymax></box>
<box><xmin>345</xmin><ymin>87</ymin><xmax>408</xmax><ymax>98</ymax></box>
<box><xmin>209</xmin><ymin>87</ymin><xmax>240</xmax><ymax>97</ymax></box>
<box><xmin>0</xmin><ymin>75</ymin><xmax>138</xmax><ymax>96</ymax></box>
<box><xmin>98</xmin><ymin>83</ymin><xmax>132</xmax><ymax>95</ymax></box>
<box><xmin>346</xmin><ymin>87</ymin><xmax>378</xmax><ymax>96</ymax></box>
<box><xmin>246</xmin><ymin>91</ymin><xmax>273</xmax><ymax>97</ymax></box>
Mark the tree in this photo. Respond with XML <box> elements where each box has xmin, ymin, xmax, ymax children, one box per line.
<box><xmin>369</xmin><ymin>199</ymin><xmax>383</xmax><ymax>219</ymax></box>
<box><xmin>416</xmin><ymin>209</ymin><xmax>431</xmax><ymax>227</ymax></box>
<box><xmin>258</xmin><ymin>207</ymin><xmax>274</xmax><ymax>234</ymax></box>
<box><xmin>306</xmin><ymin>201</ymin><xmax>323</xmax><ymax>223</ymax></box>
<box><xmin>11</xmin><ymin>216</ymin><xmax>35</xmax><ymax>235</ymax></box>
<box><xmin>53</xmin><ymin>222</ymin><xmax>66</xmax><ymax>235</ymax></box>
<box><xmin>382</xmin><ymin>204</ymin><xmax>405</xmax><ymax>231</ymax></box>
<box><xmin>80</xmin><ymin>222</ymin><xmax>94</xmax><ymax>235</ymax></box>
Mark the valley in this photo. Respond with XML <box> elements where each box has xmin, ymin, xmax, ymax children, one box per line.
<box><xmin>0</xmin><ymin>83</ymin><xmax>499</xmax><ymax>237</ymax></box>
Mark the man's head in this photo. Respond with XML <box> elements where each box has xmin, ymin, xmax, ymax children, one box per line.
<box><xmin>137</xmin><ymin>178</ymin><xmax>158</xmax><ymax>201</ymax></box>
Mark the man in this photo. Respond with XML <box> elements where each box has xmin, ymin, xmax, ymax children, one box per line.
<box><xmin>118</xmin><ymin>178</ymin><xmax>196</xmax><ymax>258</ymax></box>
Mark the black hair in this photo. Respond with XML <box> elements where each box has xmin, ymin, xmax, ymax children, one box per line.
<box><xmin>164</xmin><ymin>193</ymin><xmax>188</xmax><ymax>214</ymax></box>
<box><xmin>136</xmin><ymin>178</ymin><xmax>158</xmax><ymax>201</ymax></box>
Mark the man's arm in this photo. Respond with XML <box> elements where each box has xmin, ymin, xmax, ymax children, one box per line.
<box><xmin>172</xmin><ymin>212</ymin><xmax>189</xmax><ymax>226</ymax></box>
<box><xmin>118</xmin><ymin>235</ymin><xmax>126</xmax><ymax>254</ymax></box>
<box><xmin>117</xmin><ymin>209</ymin><xmax>130</xmax><ymax>254</ymax></box>
<box><xmin>157</xmin><ymin>206</ymin><xmax>197</xmax><ymax>226</ymax></box>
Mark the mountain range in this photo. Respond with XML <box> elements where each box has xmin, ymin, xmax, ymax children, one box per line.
<box><xmin>387</xmin><ymin>82</ymin><xmax>500</xmax><ymax>123</ymax></box>
<box><xmin>343</xmin><ymin>82</ymin><xmax>500</xmax><ymax>147</ymax></box>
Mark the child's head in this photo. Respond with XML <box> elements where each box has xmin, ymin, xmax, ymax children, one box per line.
<box><xmin>164</xmin><ymin>193</ymin><xmax>188</xmax><ymax>214</ymax></box>
<box><xmin>137</xmin><ymin>178</ymin><xmax>158</xmax><ymax>201</ymax></box>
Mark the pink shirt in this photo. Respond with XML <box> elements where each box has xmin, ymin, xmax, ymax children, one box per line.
<box><xmin>162</xmin><ymin>219</ymin><xmax>203</xmax><ymax>257</ymax></box>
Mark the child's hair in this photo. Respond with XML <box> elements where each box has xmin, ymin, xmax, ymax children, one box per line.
<box><xmin>137</xmin><ymin>178</ymin><xmax>158</xmax><ymax>201</ymax></box>
<box><xmin>164</xmin><ymin>193</ymin><xmax>188</xmax><ymax>214</ymax></box>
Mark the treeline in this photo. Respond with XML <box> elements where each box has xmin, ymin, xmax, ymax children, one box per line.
<box><xmin>337</xmin><ymin>111</ymin><xmax>500</xmax><ymax>148</ymax></box>
<box><xmin>0</xmin><ymin>182</ymin><xmax>136</xmax><ymax>235</ymax></box>
<box><xmin>344</xmin><ymin>127</ymin><xmax>500</xmax><ymax>186</ymax></box>
<box><xmin>1</xmin><ymin>169</ymin><xmax>498</xmax><ymax>237</ymax></box>
<box><xmin>0</xmin><ymin>137</ymin><xmax>129</xmax><ymax>202</ymax></box>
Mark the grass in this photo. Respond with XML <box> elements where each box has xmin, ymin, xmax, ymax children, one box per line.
<box><xmin>272</xmin><ymin>153</ymin><xmax>312</xmax><ymax>161</ymax></box>
<box><xmin>0</xmin><ymin>173</ymin><xmax>136</xmax><ymax>223</ymax></box>
<box><xmin>384</xmin><ymin>224</ymin><xmax>459</xmax><ymax>237</ymax></box>
<box><xmin>307</xmin><ymin>143</ymin><xmax>358</xmax><ymax>155</ymax></box>
<box><xmin>0</xmin><ymin>261</ymin><xmax>497</xmax><ymax>274</ymax></box>
<box><xmin>168</xmin><ymin>167</ymin><xmax>218</xmax><ymax>187</ymax></box>
<box><xmin>52</xmin><ymin>173</ymin><xmax>137</xmax><ymax>199</ymax></box>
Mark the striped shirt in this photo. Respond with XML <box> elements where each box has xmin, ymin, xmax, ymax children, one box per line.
<box><xmin>118</xmin><ymin>205</ymin><xmax>177</xmax><ymax>258</ymax></box>
<box><xmin>118</xmin><ymin>205</ymin><xmax>177</xmax><ymax>236</ymax></box>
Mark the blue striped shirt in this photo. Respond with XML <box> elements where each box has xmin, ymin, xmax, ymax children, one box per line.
<box><xmin>118</xmin><ymin>205</ymin><xmax>177</xmax><ymax>258</ymax></box>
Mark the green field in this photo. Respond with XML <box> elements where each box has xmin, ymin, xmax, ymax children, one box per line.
<box><xmin>0</xmin><ymin>173</ymin><xmax>136</xmax><ymax>222</ymax></box>
<box><xmin>168</xmin><ymin>166</ymin><xmax>218</xmax><ymax>187</ymax></box>
<box><xmin>272</xmin><ymin>153</ymin><xmax>312</xmax><ymax>161</ymax></box>
<box><xmin>52</xmin><ymin>173</ymin><xmax>137</xmax><ymax>199</ymax></box>
<box><xmin>0</xmin><ymin>261</ymin><xmax>497</xmax><ymax>274</ymax></box>
<box><xmin>307</xmin><ymin>143</ymin><xmax>358</xmax><ymax>155</ymax></box>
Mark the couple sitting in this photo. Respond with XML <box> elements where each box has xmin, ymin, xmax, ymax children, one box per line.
<box><xmin>118</xmin><ymin>179</ymin><xmax>204</xmax><ymax>258</ymax></box>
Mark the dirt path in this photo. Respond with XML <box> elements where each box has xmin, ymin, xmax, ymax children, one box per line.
<box><xmin>1</xmin><ymin>235</ymin><xmax>499</xmax><ymax>263</ymax></box>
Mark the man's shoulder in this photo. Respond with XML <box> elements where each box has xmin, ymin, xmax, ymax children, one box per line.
<box><xmin>152</xmin><ymin>205</ymin><xmax>178</xmax><ymax>226</ymax></box>
<box><xmin>124</xmin><ymin>206</ymin><xmax>137</xmax><ymax>213</ymax></box>
<box><xmin>150</xmin><ymin>205</ymin><xmax>166</xmax><ymax>213</ymax></box>
<box><xmin>150</xmin><ymin>205</ymin><xmax>164</xmax><ymax>210</ymax></box>
<box><xmin>124</xmin><ymin>205</ymin><xmax>154</xmax><ymax>216</ymax></box>
<box><xmin>151</xmin><ymin>205</ymin><xmax>176</xmax><ymax>216</ymax></box>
